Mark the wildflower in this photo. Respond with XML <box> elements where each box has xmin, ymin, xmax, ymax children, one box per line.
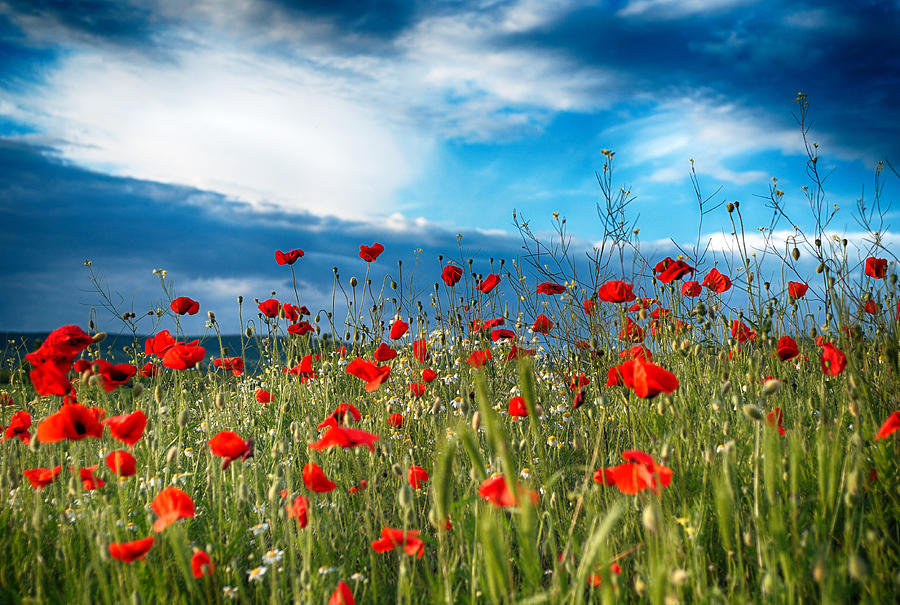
<box><xmin>441</xmin><ymin>265</ymin><xmax>463</xmax><ymax>286</ymax></box>
<box><xmin>874</xmin><ymin>411</ymin><xmax>900</xmax><ymax>441</ymax></box>
<box><xmin>256</xmin><ymin>389</ymin><xmax>272</xmax><ymax>403</ymax></box>
<box><xmin>214</xmin><ymin>357</ymin><xmax>244</xmax><ymax>376</ymax></box>
<box><xmin>731</xmin><ymin>320</ymin><xmax>756</xmax><ymax>344</ymax></box>
<box><xmin>249</xmin><ymin>522</ymin><xmax>269</xmax><ymax>535</ymax></box>
<box><xmin>309</xmin><ymin>425</ymin><xmax>380</xmax><ymax>453</ymax></box>
<box><xmin>288</xmin><ymin>321</ymin><xmax>314</xmax><ymax>335</ymax></box>
<box><xmin>777</xmin><ymin>336</ymin><xmax>799</xmax><ymax>361</ymax></box>
<box><xmin>359</xmin><ymin>243</ymin><xmax>385</xmax><ymax>262</ymax></box>
<box><xmin>140</xmin><ymin>362</ymin><xmax>160</xmax><ymax>377</ymax></box>
<box><xmin>594</xmin><ymin>450</ymin><xmax>672</xmax><ymax>494</ymax></box>
<box><xmin>532</xmin><ymin>315</ymin><xmax>553</xmax><ymax>334</ymax></box>
<box><xmin>422</xmin><ymin>368</ymin><xmax>437</xmax><ymax>383</ymax></box>
<box><xmin>409</xmin><ymin>383</ymin><xmax>427</xmax><ymax>398</ymax></box>
<box><xmin>766</xmin><ymin>408</ymin><xmax>786</xmax><ymax>436</ymax></box>
<box><xmin>209</xmin><ymin>431</ymin><xmax>253</xmax><ymax>469</ymax></box>
<box><xmin>374</xmin><ymin>343</ymin><xmax>398</xmax><ymax>362</ymax></box>
<box><xmin>23</xmin><ymin>466</ymin><xmax>62</xmax><ymax>489</ymax></box>
<box><xmin>37</xmin><ymin>403</ymin><xmax>104</xmax><ymax>443</ymax></box>
<box><xmin>247</xmin><ymin>566</ymin><xmax>268</xmax><ymax>582</ymax></box>
<box><xmin>191</xmin><ymin>549</ymin><xmax>214</xmax><ymax>578</ymax></box>
<box><xmin>106</xmin><ymin>451</ymin><xmax>137</xmax><ymax>477</ymax></box>
<box><xmin>3</xmin><ymin>410</ymin><xmax>31</xmax><ymax>444</ymax></box>
<box><xmin>345</xmin><ymin>357</ymin><xmax>391</xmax><ymax>392</ymax></box>
<box><xmin>620</xmin><ymin>345</ymin><xmax>652</xmax><ymax>361</ymax></box>
<box><xmin>787</xmin><ymin>281</ymin><xmax>808</xmax><ymax>298</ymax></box>
<box><xmin>820</xmin><ymin>342</ymin><xmax>847</xmax><ymax>376</ymax></box>
<box><xmin>162</xmin><ymin>343</ymin><xmax>206</xmax><ymax>370</ymax></box>
<box><xmin>491</xmin><ymin>328</ymin><xmax>517</xmax><ymax>341</ymax></box>
<box><xmin>387</xmin><ymin>413</ymin><xmax>404</xmax><ymax>428</ymax></box>
<box><xmin>170</xmin><ymin>297</ymin><xmax>200</xmax><ymax>316</ymax></box>
<box><xmin>103</xmin><ymin>410</ymin><xmax>147</xmax><ymax>447</ymax></box>
<box><xmin>477</xmin><ymin>274</ymin><xmax>501</xmax><ymax>293</ymax></box>
<box><xmin>606</xmin><ymin>358</ymin><xmax>678</xmax><ymax>399</ymax></box>
<box><xmin>286</xmin><ymin>495</ymin><xmax>310</xmax><ymax>528</ymax></box>
<box><xmin>508</xmin><ymin>396</ymin><xmax>528</xmax><ymax>418</ymax></box>
<box><xmin>864</xmin><ymin>300</ymin><xmax>881</xmax><ymax>314</ymax></box>
<box><xmin>329</xmin><ymin>580</ymin><xmax>355</xmax><ymax>605</ymax></box>
<box><xmin>654</xmin><ymin>257</ymin><xmax>695</xmax><ymax>283</ymax></box>
<box><xmin>569</xmin><ymin>373</ymin><xmax>590</xmax><ymax>389</ymax></box>
<box><xmin>390</xmin><ymin>319</ymin><xmax>409</xmax><ymax>339</ymax></box>
<box><xmin>413</xmin><ymin>339</ymin><xmax>428</xmax><ymax>363</ymax></box>
<box><xmin>597</xmin><ymin>280</ymin><xmax>636</xmax><ymax>303</ymax></box>
<box><xmin>91</xmin><ymin>360</ymin><xmax>137</xmax><ymax>391</ymax></box>
<box><xmin>258</xmin><ymin>299</ymin><xmax>281</xmax><ymax>318</ymax></box>
<box><xmin>466</xmin><ymin>349</ymin><xmax>492</xmax><ymax>369</ymax></box>
<box><xmin>478</xmin><ymin>475</ymin><xmax>539</xmax><ymax>508</ymax></box>
<box><xmin>275</xmin><ymin>248</ymin><xmax>304</xmax><ymax>265</ymax></box>
<box><xmin>262</xmin><ymin>549</ymin><xmax>284</xmax><ymax>565</ymax></box>
<box><xmin>537</xmin><ymin>282</ymin><xmax>566</xmax><ymax>295</ymax></box>
<box><xmin>223</xmin><ymin>586</ymin><xmax>239</xmax><ymax>599</ymax></box>
<box><xmin>152</xmin><ymin>486</ymin><xmax>195</xmax><ymax>532</ymax></box>
<box><xmin>303</xmin><ymin>463</ymin><xmax>337</xmax><ymax>493</ymax></box>
<box><xmin>702</xmin><ymin>268</ymin><xmax>731</xmax><ymax>293</ymax></box>
<box><xmin>109</xmin><ymin>537</ymin><xmax>154</xmax><ymax>562</ymax></box>
<box><xmin>318</xmin><ymin>403</ymin><xmax>363</xmax><ymax>429</ymax></box>
<box><xmin>408</xmin><ymin>465</ymin><xmax>429</xmax><ymax>489</ymax></box>
<box><xmin>371</xmin><ymin>527</ymin><xmax>424</xmax><ymax>558</ymax></box>
<box><xmin>284</xmin><ymin>354</ymin><xmax>318</xmax><ymax>382</ymax></box>
<box><xmin>865</xmin><ymin>257</ymin><xmax>887</xmax><ymax>279</ymax></box>
<box><xmin>681</xmin><ymin>281</ymin><xmax>702</xmax><ymax>297</ymax></box>
<box><xmin>618</xmin><ymin>317</ymin><xmax>644</xmax><ymax>343</ymax></box>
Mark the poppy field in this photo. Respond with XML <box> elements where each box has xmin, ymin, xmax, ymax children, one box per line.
<box><xmin>2</xmin><ymin>172</ymin><xmax>900</xmax><ymax>603</ymax></box>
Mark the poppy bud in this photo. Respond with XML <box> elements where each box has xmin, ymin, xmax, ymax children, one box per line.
<box><xmin>92</xmin><ymin>331</ymin><xmax>107</xmax><ymax>344</ymax></box>
<box><xmin>791</xmin><ymin>247</ymin><xmax>800</xmax><ymax>261</ymax></box>
<box><xmin>847</xmin><ymin>467</ymin><xmax>860</xmax><ymax>497</ymax></box>
<box><xmin>638</xmin><ymin>308</ymin><xmax>649</xmax><ymax>321</ymax></box>
<box><xmin>238</xmin><ymin>481</ymin><xmax>249</xmax><ymax>502</ymax></box>
<box><xmin>669</xmin><ymin>569</ymin><xmax>688</xmax><ymax>586</ymax></box>
<box><xmin>177</xmin><ymin>410</ymin><xmax>189</xmax><ymax>428</ymax></box>
<box><xmin>215</xmin><ymin>393</ymin><xmax>225</xmax><ymax>409</ymax></box>
<box><xmin>742</xmin><ymin>404</ymin><xmax>765</xmax><ymax>422</ymax></box>
<box><xmin>762</xmin><ymin>379</ymin><xmax>782</xmax><ymax>396</ymax></box>
<box><xmin>471</xmin><ymin>411</ymin><xmax>481</xmax><ymax>431</ymax></box>
<box><xmin>391</xmin><ymin>463</ymin><xmax>403</xmax><ymax>477</ymax></box>
<box><xmin>132</xmin><ymin>382</ymin><xmax>144</xmax><ymax>398</ymax></box>
<box><xmin>208</xmin><ymin>311</ymin><xmax>216</xmax><ymax>323</ymax></box>
<box><xmin>165</xmin><ymin>445</ymin><xmax>178</xmax><ymax>464</ymax></box>
<box><xmin>848</xmin><ymin>554</ymin><xmax>869</xmax><ymax>581</ymax></box>
<box><xmin>641</xmin><ymin>505</ymin><xmax>657</xmax><ymax>533</ymax></box>
<box><xmin>398</xmin><ymin>484</ymin><xmax>413</xmax><ymax>509</ymax></box>
<box><xmin>890</xmin><ymin>274</ymin><xmax>898</xmax><ymax>286</ymax></box>
<box><xmin>31</xmin><ymin>499</ymin><xmax>42</xmax><ymax>533</ymax></box>
<box><xmin>267</xmin><ymin>482</ymin><xmax>280</xmax><ymax>502</ymax></box>
<box><xmin>726</xmin><ymin>202</ymin><xmax>734</xmax><ymax>213</ymax></box>
<box><xmin>350</xmin><ymin>277</ymin><xmax>358</xmax><ymax>288</ymax></box>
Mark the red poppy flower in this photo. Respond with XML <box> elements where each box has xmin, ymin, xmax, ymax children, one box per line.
<box><xmin>874</xmin><ymin>411</ymin><xmax>900</xmax><ymax>441</ymax></box>
<box><xmin>23</xmin><ymin>465</ymin><xmax>62</xmax><ymax>489</ymax></box>
<box><xmin>151</xmin><ymin>487</ymin><xmax>195</xmax><ymax>532</ymax></box>
<box><xmin>211</xmin><ymin>356</ymin><xmax>245</xmax><ymax>377</ymax></box>
<box><xmin>731</xmin><ymin>320</ymin><xmax>756</xmax><ymax>344</ymax></box>
<box><xmin>820</xmin><ymin>342</ymin><xmax>847</xmax><ymax>376</ymax></box>
<box><xmin>303</xmin><ymin>463</ymin><xmax>337</xmax><ymax>493</ymax></box>
<box><xmin>38</xmin><ymin>325</ymin><xmax>93</xmax><ymax>358</ymax></box>
<box><xmin>317</xmin><ymin>403</ymin><xmax>363</xmax><ymax>429</ymax></box>
<box><xmin>583</xmin><ymin>299</ymin><xmax>597</xmax><ymax>314</ymax></box>
<box><xmin>0</xmin><ymin>394</ymin><xmax>13</xmax><ymax>406</ymax></box>
<box><xmin>608</xmin><ymin>358</ymin><xmax>678</xmax><ymax>399</ymax></box>
<box><xmin>766</xmin><ymin>408</ymin><xmax>786</xmax><ymax>436</ymax></box>
<box><xmin>865</xmin><ymin>256</ymin><xmax>888</xmax><ymax>279</ymax></box>
<box><xmin>441</xmin><ymin>264</ymin><xmax>463</xmax><ymax>286</ymax></box>
<box><xmin>345</xmin><ymin>357</ymin><xmax>391</xmax><ymax>392</ymax></box>
<box><xmin>208</xmin><ymin>431</ymin><xmax>252</xmax><ymax>469</ymax></box>
<box><xmin>162</xmin><ymin>343</ymin><xmax>206</xmax><ymax>370</ymax></box>
<box><xmin>77</xmin><ymin>465</ymin><xmax>105</xmax><ymax>490</ymax></box>
<box><xmin>329</xmin><ymin>581</ymin><xmax>355</xmax><ymax>605</ymax></box>
<box><xmin>374</xmin><ymin>343</ymin><xmax>398</xmax><ymax>362</ymax></box>
<box><xmin>409</xmin><ymin>382</ymin><xmax>426</xmax><ymax>398</ymax></box>
<box><xmin>170</xmin><ymin>296</ymin><xmax>200</xmax><ymax>316</ymax></box>
<box><xmin>598</xmin><ymin>280</ymin><xmax>636</xmax><ymax>303</ymax></box>
<box><xmin>348</xmin><ymin>480</ymin><xmax>368</xmax><ymax>494</ymax></box>
<box><xmin>191</xmin><ymin>550</ymin><xmax>214</xmax><ymax>578</ymax></box>
<box><xmin>359</xmin><ymin>243</ymin><xmax>385</xmax><ymax>262</ymax></box>
<box><xmin>681</xmin><ymin>281</ymin><xmax>702</xmax><ymax>297</ymax></box>
<box><xmin>256</xmin><ymin>388</ymin><xmax>272</xmax><ymax>403</ymax></box>
<box><xmin>408</xmin><ymin>465</ymin><xmax>429</xmax><ymax>489</ymax></box>
<box><xmin>309</xmin><ymin>425</ymin><xmax>380</xmax><ymax>452</ymax></box>
<box><xmin>787</xmin><ymin>281</ymin><xmax>808</xmax><ymax>299</ymax></box>
<box><xmin>422</xmin><ymin>368</ymin><xmax>437</xmax><ymax>383</ymax></box>
<box><xmin>573</xmin><ymin>389</ymin><xmax>586</xmax><ymax>409</ymax></box>
<box><xmin>282</xmin><ymin>302</ymin><xmax>301</xmax><ymax>322</ymax></box>
<box><xmin>628</xmin><ymin>298</ymin><xmax>658</xmax><ymax>312</ymax></box>
<box><xmin>413</xmin><ymin>338</ymin><xmax>428</xmax><ymax>363</ymax></box>
<box><xmin>145</xmin><ymin>330</ymin><xmax>176</xmax><ymax>357</ymax></box>
<box><xmin>702</xmin><ymin>268</ymin><xmax>732</xmax><ymax>293</ymax></box>
<box><xmin>594</xmin><ymin>450</ymin><xmax>672</xmax><ymax>494</ymax></box>
<box><xmin>258</xmin><ymin>299</ymin><xmax>281</xmax><ymax>318</ymax></box>
<box><xmin>3</xmin><ymin>410</ymin><xmax>31</xmax><ymax>444</ymax></box>
<box><xmin>777</xmin><ymin>336</ymin><xmax>799</xmax><ymax>361</ymax></box>
<box><xmin>472</xmin><ymin>317</ymin><xmax>504</xmax><ymax>332</ymax></box>
<box><xmin>478</xmin><ymin>475</ymin><xmax>539</xmax><ymax>508</ymax></box>
<box><xmin>537</xmin><ymin>282</ymin><xmax>566</xmax><ymax>295</ymax></box>
<box><xmin>508</xmin><ymin>396</ymin><xmax>528</xmax><ymax>418</ymax></box>
<box><xmin>103</xmin><ymin>410</ymin><xmax>147</xmax><ymax>447</ymax></box>
<box><xmin>37</xmin><ymin>403</ymin><xmax>104</xmax><ymax>443</ymax></box>
<box><xmin>286</xmin><ymin>494</ymin><xmax>310</xmax><ymax>528</ymax></box>
<box><xmin>491</xmin><ymin>328</ymin><xmax>516</xmax><ymax>342</ymax></box>
<box><xmin>620</xmin><ymin>345</ymin><xmax>652</xmax><ymax>361</ymax></box>
<box><xmin>276</xmin><ymin>248</ymin><xmax>305</xmax><ymax>265</ymax></box>
<box><xmin>532</xmin><ymin>314</ymin><xmax>553</xmax><ymax>334</ymax></box>
<box><xmin>390</xmin><ymin>319</ymin><xmax>409</xmax><ymax>340</ymax></box>
<box><xmin>139</xmin><ymin>362</ymin><xmax>160</xmax><ymax>377</ymax></box>
<box><xmin>618</xmin><ymin>317</ymin><xmax>644</xmax><ymax>343</ymax></box>
<box><xmin>864</xmin><ymin>300</ymin><xmax>881</xmax><ymax>314</ymax></box>
<box><xmin>387</xmin><ymin>413</ymin><xmax>404</xmax><ymax>428</ymax></box>
<box><xmin>89</xmin><ymin>360</ymin><xmax>137</xmax><ymax>392</ymax></box>
<box><xmin>466</xmin><ymin>349</ymin><xmax>492</xmax><ymax>369</ymax></box>
<box><xmin>371</xmin><ymin>527</ymin><xmax>424</xmax><ymax>558</ymax></box>
<box><xmin>477</xmin><ymin>273</ymin><xmax>501</xmax><ymax>293</ymax></box>
<box><xmin>654</xmin><ymin>257</ymin><xmax>695</xmax><ymax>283</ymax></box>
<box><xmin>109</xmin><ymin>537</ymin><xmax>154</xmax><ymax>563</ymax></box>
<box><xmin>106</xmin><ymin>450</ymin><xmax>137</xmax><ymax>477</ymax></box>
<box><xmin>569</xmin><ymin>373</ymin><xmax>590</xmax><ymax>389</ymax></box>
<box><xmin>27</xmin><ymin>356</ymin><xmax>73</xmax><ymax>397</ymax></box>
<box><xmin>285</xmin><ymin>354</ymin><xmax>318</xmax><ymax>382</ymax></box>
<box><xmin>288</xmin><ymin>321</ymin><xmax>314</xmax><ymax>335</ymax></box>
<box><xmin>506</xmin><ymin>346</ymin><xmax>536</xmax><ymax>361</ymax></box>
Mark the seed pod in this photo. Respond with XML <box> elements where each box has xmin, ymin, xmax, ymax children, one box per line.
<box><xmin>215</xmin><ymin>393</ymin><xmax>225</xmax><ymax>409</ymax></box>
<box><xmin>92</xmin><ymin>331</ymin><xmax>107</xmax><ymax>344</ymax></box>
<box><xmin>816</xmin><ymin>263</ymin><xmax>825</xmax><ymax>274</ymax></box>
<box><xmin>743</xmin><ymin>404</ymin><xmax>765</xmax><ymax>422</ymax></box>
<box><xmin>471</xmin><ymin>411</ymin><xmax>481</xmax><ymax>431</ymax></box>
<box><xmin>726</xmin><ymin>202</ymin><xmax>734</xmax><ymax>213</ymax></box>
<box><xmin>398</xmin><ymin>485</ymin><xmax>413</xmax><ymax>509</ymax></box>
<box><xmin>791</xmin><ymin>247</ymin><xmax>800</xmax><ymax>261</ymax></box>
<box><xmin>177</xmin><ymin>410</ymin><xmax>189</xmax><ymax>428</ymax></box>
<box><xmin>762</xmin><ymin>379</ymin><xmax>782</xmax><ymax>396</ymax></box>
<box><xmin>154</xmin><ymin>385</ymin><xmax>163</xmax><ymax>405</ymax></box>
<box><xmin>350</xmin><ymin>277</ymin><xmax>358</xmax><ymax>287</ymax></box>
<box><xmin>166</xmin><ymin>446</ymin><xmax>178</xmax><ymax>464</ymax></box>
<box><xmin>132</xmin><ymin>382</ymin><xmax>144</xmax><ymax>398</ymax></box>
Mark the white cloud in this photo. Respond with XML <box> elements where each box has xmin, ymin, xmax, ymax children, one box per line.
<box><xmin>617</xmin><ymin>0</ymin><xmax>757</xmax><ymax>19</ymax></box>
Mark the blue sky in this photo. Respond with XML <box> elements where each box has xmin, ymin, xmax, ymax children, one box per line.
<box><xmin>1</xmin><ymin>0</ymin><xmax>898</xmax><ymax>332</ymax></box>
